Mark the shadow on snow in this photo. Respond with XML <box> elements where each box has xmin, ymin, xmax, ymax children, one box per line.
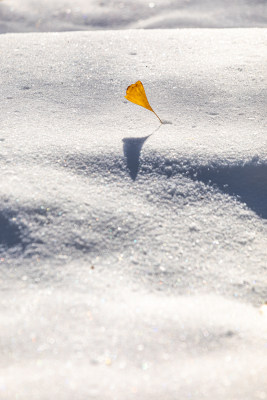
<box><xmin>187</xmin><ymin>163</ymin><xmax>267</xmax><ymax>219</ymax></box>
<box><xmin>0</xmin><ymin>212</ymin><xmax>22</xmax><ymax>251</ymax></box>
<box><xmin>122</xmin><ymin>135</ymin><xmax>152</xmax><ymax>181</ymax></box>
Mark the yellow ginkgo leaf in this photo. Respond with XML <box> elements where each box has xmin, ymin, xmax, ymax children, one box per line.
<box><xmin>125</xmin><ymin>80</ymin><xmax>162</xmax><ymax>124</ymax></box>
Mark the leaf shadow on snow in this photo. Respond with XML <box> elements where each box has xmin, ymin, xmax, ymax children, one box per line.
<box><xmin>0</xmin><ymin>214</ymin><xmax>21</xmax><ymax>249</ymax></box>
<box><xmin>187</xmin><ymin>162</ymin><xmax>267</xmax><ymax>219</ymax></box>
<box><xmin>122</xmin><ymin>125</ymin><xmax>162</xmax><ymax>180</ymax></box>
<box><xmin>122</xmin><ymin>134</ymin><xmax>152</xmax><ymax>180</ymax></box>
<box><xmin>0</xmin><ymin>210</ymin><xmax>27</xmax><ymax>254</ymax></box>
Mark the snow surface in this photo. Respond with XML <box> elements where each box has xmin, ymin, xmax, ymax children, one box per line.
<box><xmin>0</xmin><ymin>23</ymin><xmax>267</xmax><ymax>400</ymax></box>
<box><xmin>0</xmin><ymin>0</ymin><xmax>267</xmax><ymax>33</ymax></box>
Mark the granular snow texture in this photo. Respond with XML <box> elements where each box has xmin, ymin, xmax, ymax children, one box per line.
<box><xmin>0</xmin><ymin>28</ymin><xmax>267</xmax><ymax>400</ymax></box>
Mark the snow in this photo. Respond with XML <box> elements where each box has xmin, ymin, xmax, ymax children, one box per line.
<box><xmin>0</xmin><ymin>0</ymin><xmax>267</xmax><ymax>32</ymax></box>
<box><xmin>0</xmin><ymin>2</ymin><xmax>267</xmax><ymax>399</ymax></box>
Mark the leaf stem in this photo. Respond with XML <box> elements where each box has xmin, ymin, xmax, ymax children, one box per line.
<box><xmin>153</xmin><ymin>110</ymin><xmax>163</xmax><ymax>124</ymax></box>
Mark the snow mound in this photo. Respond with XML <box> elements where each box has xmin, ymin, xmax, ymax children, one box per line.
<box><xmin>0</xmin><ymin>29</ymin><xmax>267</xmax><ymax>399</ymax></box>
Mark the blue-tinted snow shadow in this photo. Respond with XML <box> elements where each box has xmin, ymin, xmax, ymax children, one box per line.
<box><xmin>187</xmin><ymin>162</ymin><xmax>267</xmax><ymax>219</ymax></box>
<box><xmin>122</xmin><ymin>135</ymin><xmax>152</xmax><ymax>180</ymax></box>
<box><xmin>0</xmin><ymin>212</ymin><xmax>23</xmax><ymax>252</ymax></box>
<box><xmin>122</xmin><ymin>125</ymin><xmax>162</xmax><ymax>180</ymax></box>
